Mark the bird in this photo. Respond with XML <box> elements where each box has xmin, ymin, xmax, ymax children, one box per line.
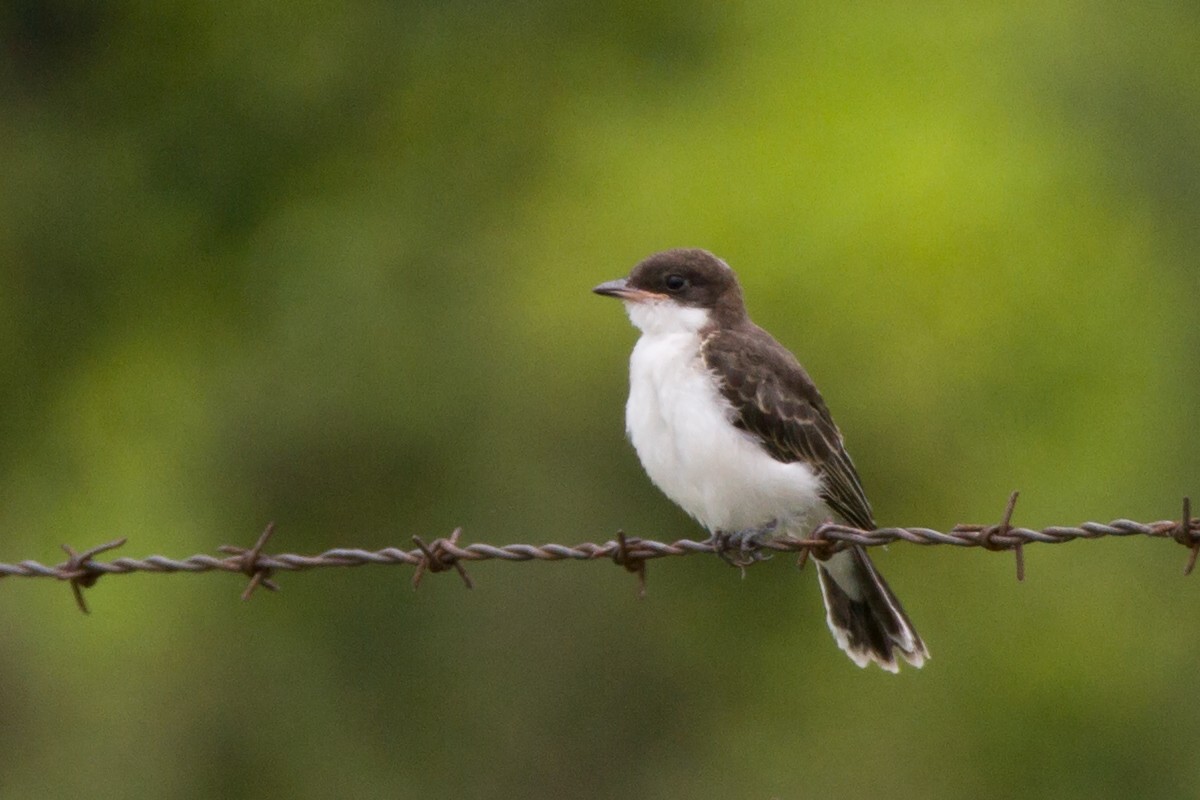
<box><xmin>593</xmin><ymin>248</ymin><xmax>927</xmax><ymax>672</ymax></box>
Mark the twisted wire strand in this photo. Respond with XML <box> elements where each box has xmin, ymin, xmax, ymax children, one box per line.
<box><xmin>2</xmin><ymin>494</ymin><xmax>1197</xmax><ymax>610</ymax></box>
<box><xmin>0</xmin><ymin>521</ymin><xmax>1192</xmax><ymax>581</ymax></box>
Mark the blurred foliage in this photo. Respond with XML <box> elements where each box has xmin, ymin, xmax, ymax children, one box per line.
<box><xmin>1</xmin><ymin>1</ymin><xmax>1199</xmax><ymax>798</ymax></box>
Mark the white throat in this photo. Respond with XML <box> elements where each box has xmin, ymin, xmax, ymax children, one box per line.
<box><xmin>624</xmin><ymin>299</ymin><xmax>711</xmax><ymax>337</ymax></box>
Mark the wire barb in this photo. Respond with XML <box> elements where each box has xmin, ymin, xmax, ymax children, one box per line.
<box><xmin>996</xmin><ymin>491</ymin><xmax>1024</xmax><ymax>582</ymax></box>
<box><xmin>793</xmin><ymin>523</ymin><xmax>840</xmax><ymax>573</ymax></box>
<box><xmin>612</xmin><ymin>531</ymin><xmax>647</xmax><ymax>598</ymax></box>
<box><xmin>954</xmin><ymin>491</ymin><xmax>1025</xmax><ymax>581</ymax></box>
<box><xmin>218</xmin><ymin>522</ymin><xmax>281</xmax><ymax>600</ymax></box>
<box><xmin>795</xmin><ymin>545</ymin><xmax>811</xmax><ymax>572</ymax></box>
<box><xmin>59</xmin><ymin>538</ymin><xmax>128</xmax><ymax>613</ymax></box>
<box><xmin>1175</xmin><ymin>497</ymin><xmax>1199</xmax><ymax>577</ymax></box>
<box><xmin>411</xmin><ymin>529</ymin><xmax>473</xmax><ymax>590</ymax></box>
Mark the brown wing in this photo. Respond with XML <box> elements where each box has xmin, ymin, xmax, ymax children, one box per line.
<box><xmin>702</xmin><ymin>325</ymin><xmax>875</xmax><ymax>530</ymax></box>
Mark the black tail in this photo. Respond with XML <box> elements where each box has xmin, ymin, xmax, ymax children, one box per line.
<box><xmin>815</xmin><ymin>545</ymin><xmax>927</xmax><ymax>672</ymax></box>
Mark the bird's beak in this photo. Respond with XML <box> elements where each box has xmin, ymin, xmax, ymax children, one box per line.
<box><xmin>592</xmin><ymin>278</ymin><xmax>665</xmax><ymax>303</ymax></box>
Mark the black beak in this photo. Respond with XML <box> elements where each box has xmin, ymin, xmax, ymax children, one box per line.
<box><xmin>592</xmin><ymin>278</ymin><xmax>663</xmax><ymax>302</ymax></box>
<box><xmin>592</xmin><ymin>278</ymin><xmax>630</xmax><ymax>297</ymax></box>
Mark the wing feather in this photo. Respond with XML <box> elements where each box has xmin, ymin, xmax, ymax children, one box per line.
<box><xmin>702</xmin><ymin>326</ymin><xmax>875</xmax><ymax>530</ymax></box>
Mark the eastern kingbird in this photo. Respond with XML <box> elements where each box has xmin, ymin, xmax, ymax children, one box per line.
<box><xmin>594</xmin><ymin>248</ymin><xmax>927</xmax><ymax>672</ymax></box>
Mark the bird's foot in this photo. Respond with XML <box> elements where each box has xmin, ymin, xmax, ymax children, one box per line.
<box><xmin>709</xmin><ymin>521</ymin><xmax>778</xmax><ymax>569</ymax></box>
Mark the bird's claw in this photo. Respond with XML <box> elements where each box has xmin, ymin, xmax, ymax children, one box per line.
<box><xmin>709</xmin><ymin>522</ymin><xmax>777</xmax><ymax>568</ymax></box>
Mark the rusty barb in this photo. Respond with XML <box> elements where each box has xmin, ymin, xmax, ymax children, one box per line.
<box><xmin>1174</xmin><ymin>497</ymin><xmax>1199</xmax><ymax>576</ymax></box>
<box><xmin>3</xmin><ymin>492</ymin><xmax>1197</xmax><ymax>613</ymax></box>
<box><xmin>956</xmin><ymin>490</ymin><xmax>1026</xmax><ymax>581</ymax></box>
<box><xmin>612</xmin><ymin>531</ymin><xmax>648</xmax><ymax>598</ymax></box>
<box><xmin>790</xmin><ymin>526</ymin><xmax>839</xmax><ymax>573</ymax></box>
<box><xmin>411</xmin><ymin>528</ymin><xmax>473</xmax><ymax>590</ymax></box>
<box><xmin>218</xmin><ymin>522</ymin><xmax>281</xmax><ymax>601</ymax></box>
<box><xmin>59</xmin><ymin>538</ymin><xmax>128</xmax><ymax>613</ymax></box>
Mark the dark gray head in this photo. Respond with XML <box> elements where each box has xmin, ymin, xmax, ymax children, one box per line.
<box><xmin>592</xmin><ymin>249</ymin><xmax>748</xmax><ymax>329</ymax></box>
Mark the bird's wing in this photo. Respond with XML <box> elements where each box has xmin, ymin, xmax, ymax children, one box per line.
<box><xmin>702</xmin><ymin>326</ymin><xmax>875</xmax><ymax>530</ymax></box>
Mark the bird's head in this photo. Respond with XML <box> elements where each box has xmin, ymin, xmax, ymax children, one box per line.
<box><xmin>592</xmin><ymin>249</ymin><xmax>747</xmax><ymax>334</ymax></box>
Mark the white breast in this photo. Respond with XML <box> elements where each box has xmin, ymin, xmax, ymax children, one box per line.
<box><xmin>623</xmin><ymin>319</ymin><xmax>825</xmax><ymax>535</ymax></box>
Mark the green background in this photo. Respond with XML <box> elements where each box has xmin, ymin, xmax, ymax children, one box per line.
<box><xmin>2</xmin><ymin>2</ymin><xmax>1198</xmax><ymax>798</ymax></box>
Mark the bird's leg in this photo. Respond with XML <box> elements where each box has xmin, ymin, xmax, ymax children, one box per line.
<box><xmin>709</xmin><ymin>519</ymin><xmax>778</xmax><ymax>568</ymax></box>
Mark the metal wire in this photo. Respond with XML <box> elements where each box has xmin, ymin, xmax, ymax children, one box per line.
<box><xmin>1</xmin><ymin>493</ymin><xmax>1196</xmax><ymax>611</ymax></box>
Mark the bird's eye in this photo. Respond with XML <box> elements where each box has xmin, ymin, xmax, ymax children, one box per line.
<box><xmin>664</xmin><ymin>274</ymin><xmax>689</xmax><ymax>292</ymax></box>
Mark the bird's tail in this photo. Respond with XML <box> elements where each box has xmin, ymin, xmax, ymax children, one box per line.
<box><xmin>815</xmin><ymin>545</ymin><xmax>928</xmax><ymax>672</ymax></box>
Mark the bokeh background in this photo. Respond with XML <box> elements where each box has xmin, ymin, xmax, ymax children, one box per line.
<box><xmin>2</xmin><ymin>2</ymin><xmax>1199</xmax><ymax>798</ymax></box>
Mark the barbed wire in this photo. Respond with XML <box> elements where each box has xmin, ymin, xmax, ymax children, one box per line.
<box><xmin>1</xmin><ymin>493</ymin><xmax>1196</xmax><ymax>612</ymax></box>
